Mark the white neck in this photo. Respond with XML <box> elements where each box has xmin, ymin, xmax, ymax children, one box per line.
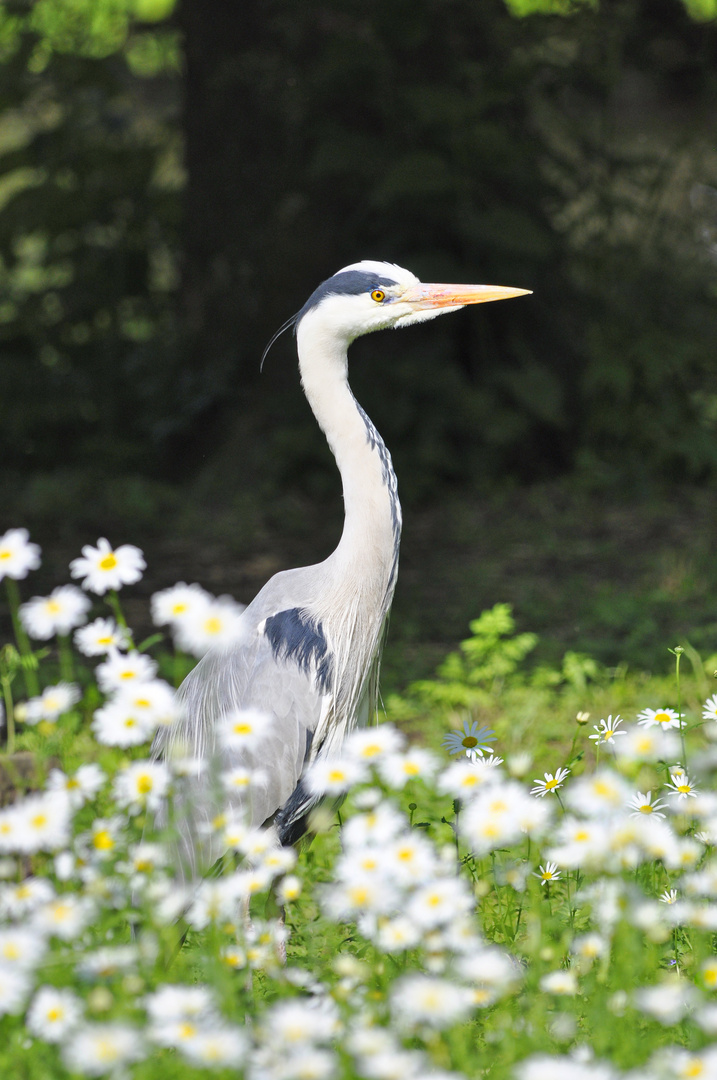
<box><xmin>296</xmin><ymin>315</ymin><xmax>401</xmax><ymax>583</ymax></box>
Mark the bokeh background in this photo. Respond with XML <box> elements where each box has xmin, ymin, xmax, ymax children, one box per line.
<box><xmin>2</xmin><ymin>0</ymin><xmax>717</xmax><ymax>683</ymax></box>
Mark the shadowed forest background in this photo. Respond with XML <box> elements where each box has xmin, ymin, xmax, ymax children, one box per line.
<box><xmin>2</xmin><ymin>0</ymin><xmax>717</xmax><ymax>684</ymax></box>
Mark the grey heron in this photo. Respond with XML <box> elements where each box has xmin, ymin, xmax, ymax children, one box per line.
<box><xmin>153</xmin><ymin>260</ymin><xmax>529</xmax><ymax>871</ymax></box>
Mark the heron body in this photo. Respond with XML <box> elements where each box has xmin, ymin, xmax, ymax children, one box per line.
<box><xmin>153</xmin><ymin>261</ymin><xmax>529</xmax><ymax>871</ymax></box>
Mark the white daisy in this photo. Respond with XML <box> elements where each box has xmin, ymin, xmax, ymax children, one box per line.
<box><xmin>637</xmin><ymin>707</ymin><xmax>683</xmax><ymax>730</ymax></box>
<box><xmin>628</xmin><ymin>790</ymin><xmax>668</xmax><ymax>819</ymax></box>
<box><xmin>145</xmin><ymin>983</ymin><xmax>217</xmax><ymax>1025</ymax></box>
<box><xmin>95</xmin><ymin>649</ymin><xmax>157</xmax><ymax>692</ymax></box>
<box><xmin>0</xmin><ymin>965</ymin><xmax>31</xmax><ymax>1016</ymax></box>
<box><xmin>0</xmin><ymin>927</ymin><xmax>47</xmax><ymax>970</ymax></box>
<box><xmin>150</xmin><ymin>582</ymin><xmax>212</xmax><ymax>627</ymax></box>
<box><xmin>540</xmin><ymin>970</ymin><xmax>578</xmax><ymax>995</ymax></box>
<box><xmin>23</xmin><ymin>682</ymin><xmax>81</xmax><ymax>725</ymax></box>
<box><xmin>633</xmin><ymin>980</ymin><xmax>697</xmax><ymax>1025</ymax></box>
<box><xmin>74</xmin><ymin>617</ymin><xmax>132</xmax><ymax>657</ymax></box>
<box><xmin>378</xmin><ymin>748</ymin><xmax>439</xmax><ymax>788</ymax></box>
<box><xmin>703</xmin><ymin>694</ymin><xmax>717</xmax><ymax>722</ymax></box>
<box><xmin>262</xmin><ymin>998</ymin><xmax>340</xmax><ymax>1047</ymax></box>
<box><xmin>61</xmin><ymin>1022</ymin><xmax>146</xmax><ymax>1075</ymax></box>
<box><xmin>70</xmin><ymin>537</ymin><xmax>145</xmax><ymax>595</ymax></box>
<box><xmin>19</xmin><ymin>584</ymin><xmax>90</xmax><ymax>639</ymax></box>
<box><xmin>26</xmin><ymin>985</ymin><xmax>83</xmax><ymax>1042</ymax></box>
<box><xmin>47</xmin><ymin>763</ymin><xmax>106</xmax><ymax>809</ymax></box>
<box><xmin>276</xmin><ymin>875</ymin><xmax>302</xmax><ymax>903</ymax></box>
<box><xmin>10</xmin><ymin>792</ymin><xmax>72</xmax><ymax>853</ymax></box>
<box><xmin>173</xmin><ymin>594</ymin><xmax>246</xmax><ymax>656</ymax></box>
<box><xmin>0</xmin><ymin>528</ymin><xmax>40</xmax><ymax>581</ymax></box>
<box><xmin>407</xmin><ymin>877</ymin><xmax>473</xmax><ymax>930</ymax></box>
<box><xmin>109</xmin><ymin>679</ymin><xmax>180</xmax><ymax>728</ymax></box>
<box><xmin>530</xmin><ymin>767</ymin><xmax>570</xmax><ymax>797</ymax></box>
<box><xmin>216</xmin><ymin>707</ymin><xmax>274</xmax><ymax>753</ymax></box>
<box><xmin>0</xmin><ymin>876</ymin><xmax>55</xmax><ymax>918</ymax></box>
<box><xmin>179</xmin><ymin>1026</ymin><xmax>247</xmax><ymax>1068</ymax></box>
<box><xmin>665</xmin><ymin>769</ymin><xmax>699</xmax><ymax>801</ymax></box>
<box><xmin>304</xmin><ymin>756</ymin><xmax>366</xmax><ymax>796</ymax></box>
<box><xmin>91</xmin><ymin>698</ymin><xmax>156</xmax><ymax>747</ymax></box>
<box><xmin>614</xmin><ymin>725</ymin><xmax>681</xmax><ymax>763</ymax></box>
<box><xmin>589</xmin><ymin>715</ymin><xmax>626</xmax><ymax>743</ymax></box>
<box><xmin>376</xmin><ymin>915</ymin><xmax>422</xmax><ymax>952</ymax></box>
<box><xmin>391</xmin><ymin>974</ymin><xmax>473</xmax><ymax>1029</ymax></box>
<box><xmin>112</xmin><ymin>760</ymin><xmax>171</xmax><ymax>814</ymax></box>
<box><xmin>534</xmin><ymin>861</ymin><xmax>561</xmax><ymax>885</ymax></box>
<box><xmin>33</xmin><ymin>895</ymin><xmax>95</xmax><ymax>940</ymax></box>
<box><xmin>345</xmin><ymin>724</ymin><xmax>405</xmax><ymax>762</ymax></box>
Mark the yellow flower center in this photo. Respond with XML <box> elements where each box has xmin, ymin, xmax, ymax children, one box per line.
<box><xmin>403</xmin><ymin>762</ymin><xmax>420</xmax><ymax>776</ymax></box>
<box><xmin>639</xmin><ymin>804</ymin><xmax>653</xmax><ymax>813</ymax></box>
<box><xmin>93</xmin><ymin>829</ymin><xmax>114</xmax><ymax>850</ymax></box>
<box><xmin>655</xmin><ymin>712</ymin><xmax>671</xmax><ymax>725</ymax></box>
<box><xmin>204</xmin><ymin>616</ymin><xmax>222</xmax><ymax>635</ymax></box>
<box><xmin>2</xmin><ymin>943</ymin><xmax>19</xmax><ymax>959</ymax></box>
<box><xmin>362</xmin><ymin>743</ymin><xmax>381</xmax><ymax>757</ymax></box>
<box><xmin>47</xmin><ymin>1007</ymin><xmax>63</xmax><ymax>1022</ymax></box>
<box><xmin>46</xmin><ymin>599</ymin><xmax>62</xmax><ymax>613</ymax></box>
<box><xmin>136</xmin><ymin>774</ymin><xmax>153</xmax><ymax>794</ymax></box>
<box><xmin>463</xmin><ymin>736</ymin><xmax>478</xmax><ymax>747</ymax></box>
<box><xmin>96</xmin><ymin>1040</ymin><xmax>119</xmax><ymax>1062</ymax></box>
<box><xmin>97</xmin><ymin>635</ymin><xmax>113</xmax><ymax>646</ymax></box>
<box><xmin>327</xmin><ymin>769</ymin><xmax>346</xmax><ymax>784</ymax></box>
<box><xmin>98</xmin><ymin>553</ymin><xmax>118</xmax><ymax>571</ymax></box>
<box><xmin>172</xmin><ymin>602</ymin><xmax>188</xmax><ymax>615</ymax></box>
<box><xmin>544</xmin><ymin>778</ymin><xmax>558</xmax><ymax>790</ymax></box>
<box><xmin>31</xmin><ymin>814</ymin><xmax>48</xmax><ymax>829</ymax></box>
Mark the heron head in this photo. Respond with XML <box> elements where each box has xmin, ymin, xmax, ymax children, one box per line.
<box><xmin>261</xmin><ymin>260</ymin><xmax>530</xmax><ymax>366</ymax></box>
<box><xmin>298</xmin><ymin>260</ymin><xmax>530</xmax><ymax>336</ymax></box>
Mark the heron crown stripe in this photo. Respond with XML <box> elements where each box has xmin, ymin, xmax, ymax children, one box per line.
<box><xmin>295</xmin><ymin>270</ymin><xmax>399</xmax><ymax>325</ymax></box>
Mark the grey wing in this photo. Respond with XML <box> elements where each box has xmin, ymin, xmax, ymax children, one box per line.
<box><xmin>152</xmin><ymin>614</ymin><xmax>329</xmax><ymax>874</ymax></box>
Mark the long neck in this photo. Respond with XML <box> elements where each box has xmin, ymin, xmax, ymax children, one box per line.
<box><xmin>296</xmin><ymin>320</ymin><xmax>401</xmax><ymax>583</ymax></box>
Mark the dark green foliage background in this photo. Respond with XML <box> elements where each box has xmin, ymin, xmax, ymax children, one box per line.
<box><xmin>1</xmin><ymin>0</ymin><xmax>716</xmax><ymax>504</ymax></box>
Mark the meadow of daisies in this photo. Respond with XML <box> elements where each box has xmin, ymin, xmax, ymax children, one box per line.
<box><xmin>1</xmin><ymin>525</ymin><xmax>717</xmax><ymax>1080</ymax></box>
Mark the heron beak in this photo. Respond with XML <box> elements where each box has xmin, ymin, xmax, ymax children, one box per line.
<box><xmin>400</xmin><ymin>283</ymin><xmax>532</xmax><ymax>309</ymax></box>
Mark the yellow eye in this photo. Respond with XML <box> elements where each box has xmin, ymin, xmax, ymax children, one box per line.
<box><xmin>371</xmin><ymin>289</ymin><xmax>385</xmax><ymax>303</ymax></box>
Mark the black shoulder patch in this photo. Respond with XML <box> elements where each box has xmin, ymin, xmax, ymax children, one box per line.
<box><xmin>263</xmin><ymin>608</ymin><xmax>333</xmax><ymax>692</ymax></box>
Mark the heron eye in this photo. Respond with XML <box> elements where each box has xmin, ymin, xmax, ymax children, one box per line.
<box><xmin>371</xmin><ymin>289</ymin><xmax>386</xmax><ymax>303</ymax></box>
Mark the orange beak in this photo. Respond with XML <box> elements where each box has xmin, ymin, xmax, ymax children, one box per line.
<box><xmin>401</xmin><ymin>283</ymin><xmax>532</xmax><ymax>309</ymax></box>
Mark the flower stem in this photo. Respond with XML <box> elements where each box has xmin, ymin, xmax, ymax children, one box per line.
<box><xmin>107</xmin><ymin>589</ymin><xmax>129</xmax><ymax>631</ymax></box>
<box><xmin>57</xmin><ymin>635</ymin><xmax>75</xmax><ymax>683</ymax></box>
<box><xmin>670</xmin><ymin>646</ymin><xmax>687</xmax><ymax>768</ymax></box>
<box><xmin>5</xmin><ymin>579</ymin><xmax>39</xmax><ymax>697</ymax></box>
<box><xmin>0</xmin><ymin>666</ymin><xmax>15</xmax><ymax>755</ymax></box>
